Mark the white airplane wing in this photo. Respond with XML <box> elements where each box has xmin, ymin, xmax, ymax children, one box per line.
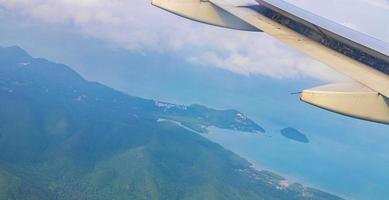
<box><xmin>152</xmin><ymin>0</ymin><xmax>389</xmax><ymax>124</ymax></box>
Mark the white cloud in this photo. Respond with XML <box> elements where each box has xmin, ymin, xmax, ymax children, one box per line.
<box><xmin>0</xmin><ymin>0</ymin><xmax>387</xmax><ymax>82</ymax></box>
<box><xmin>363</xmin><ymin>0</ymin><xmax>389</xmax><ymax>9</ymax></box>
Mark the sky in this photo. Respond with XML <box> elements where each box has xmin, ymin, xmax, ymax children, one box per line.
<box><xmin>0</xmin><ymin>0</ymin><xmax>388</xmax><ymax>82</ymax></box>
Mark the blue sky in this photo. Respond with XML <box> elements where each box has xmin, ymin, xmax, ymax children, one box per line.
<box><xmin>0</xmin><ymin>0</ymin><xmax>388</xmax><ymax>82</ymax></box>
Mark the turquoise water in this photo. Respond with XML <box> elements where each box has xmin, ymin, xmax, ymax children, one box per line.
<box><xmin>203</xmin><ymin>121</ymin><xmax>389</xmax><ymax>200</ymax></box>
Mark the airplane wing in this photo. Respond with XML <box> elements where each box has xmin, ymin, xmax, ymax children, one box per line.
<box><xmin>152</xmin><ymin>0</ymin><xmax>389</xmax><ymax>124</ymax></box>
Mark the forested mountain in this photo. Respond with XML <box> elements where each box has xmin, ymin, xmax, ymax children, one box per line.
<box><xmin>0</xmin><ymin>46</ymin><xmax>342</xmax><ymax>200</ymax></box>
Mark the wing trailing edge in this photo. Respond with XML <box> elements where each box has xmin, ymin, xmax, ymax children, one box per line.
<box><xmin>209</xmin><ymin>0</ymin><xmax>389</xmax><ymax>98</ymax></box>
<box><xmin>153</xmin><ymin>0</ymin><xmax>389</xmax><ymax>124</ymax></box>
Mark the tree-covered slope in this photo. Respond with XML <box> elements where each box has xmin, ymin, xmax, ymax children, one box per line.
<box><xmin>0</xmin><ymin>46</ymin><xmax>342</xmax><ymax>200</ymax></box>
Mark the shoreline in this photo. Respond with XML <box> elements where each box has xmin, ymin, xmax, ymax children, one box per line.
<box><xmin>201</xmin><ymin>127</ymin><xmax>352</xmax><ymax>200</ymax></box>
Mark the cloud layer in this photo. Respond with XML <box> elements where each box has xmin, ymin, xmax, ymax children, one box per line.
<box><xmin>0</xmin><ymin>0</ymin><xmax>388</xmax><ymax>81</ymax></box>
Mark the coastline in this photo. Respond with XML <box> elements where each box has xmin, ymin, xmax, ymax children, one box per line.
<box><xmin>201</xmin><ymin>126</ymin><xmax>351</xmax><ymax>200</ymax></box>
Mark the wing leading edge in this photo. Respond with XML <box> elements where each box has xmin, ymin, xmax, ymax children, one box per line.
<box><xmin>153</xmin><ymin>0</ymin><xmax>389</xmax><ymax>124</ymax></box>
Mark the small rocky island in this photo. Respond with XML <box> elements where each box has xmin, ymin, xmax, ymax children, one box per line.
<box><xmin>281</xmin><ymin>128</ymin><xmax>309</xmax><ymax>143</ymax></box>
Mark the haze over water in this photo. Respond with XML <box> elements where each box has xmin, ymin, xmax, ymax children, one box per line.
<box><xmin>204</xmin><ymin>119</ymin><xmax>389</xmax><ymax>200</ymax></box>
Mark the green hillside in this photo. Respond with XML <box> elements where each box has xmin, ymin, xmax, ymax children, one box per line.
<box><xmin>0</xmin><ymin>46</ymin><xmax>342</xmax><ymax>200</ymax></box>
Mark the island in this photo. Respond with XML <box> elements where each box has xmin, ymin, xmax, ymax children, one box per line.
<box><xmin>281</xmin><ymin>127</ymin><xmax>309</xmax><ymax>143</ymax></box>
<box><xmin>155</xmin><ymin>102</ymin><xmax>266</xmax><ymax>134</ymax></box>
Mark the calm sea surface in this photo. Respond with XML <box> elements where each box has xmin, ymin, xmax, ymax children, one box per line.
<box><xmin>203</xmin><ymin>121</ymin><xmax>389</xmax><ymax>200</ymax></box>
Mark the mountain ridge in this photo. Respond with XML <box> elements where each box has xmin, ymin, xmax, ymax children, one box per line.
<box><xmin>0</xmin><ymin>46</ymin><xmax>343</xmax><ymax>200</ymax></box>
